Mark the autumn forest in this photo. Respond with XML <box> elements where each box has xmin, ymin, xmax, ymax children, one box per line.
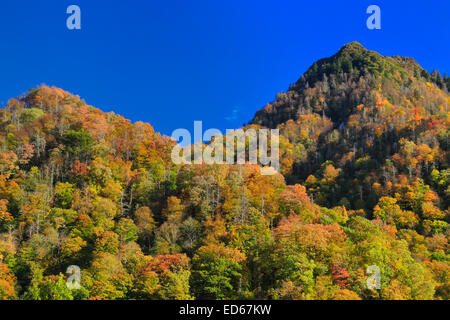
<box><xmin>0</xmin><ymin>42</ymin><xmax>449</xmax><ymax>300</ymax></box>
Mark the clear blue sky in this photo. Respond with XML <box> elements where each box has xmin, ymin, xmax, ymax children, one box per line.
<box><xmin>0</xmin><ymin>0</ymin><xmax>449</xmax><ymax>137</ymax></box>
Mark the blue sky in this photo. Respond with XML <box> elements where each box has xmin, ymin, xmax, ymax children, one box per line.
<box><xmin>0</xmin><ymin>0</ymin><xmax>449</xmax><ymax>138</ymax></box>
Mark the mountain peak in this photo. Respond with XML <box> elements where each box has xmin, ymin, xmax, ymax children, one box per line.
<box><xmin>251</xmin><ymin>42</ymin><xmax>446</xmax><ymax>128</ymax></box>
<box><xmin>338</xmin><ymin>41</ymin><xmax>367</xmax><ymax>53</ymax></box>
<box><xmin>299</xmin><ymin>41</ymin><xmax>385</xmax><ymax>84</ymax></box>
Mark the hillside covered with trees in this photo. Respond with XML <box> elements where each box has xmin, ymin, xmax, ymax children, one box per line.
<box><xmin>0</xmin><ymin>42</ymin><xmax>448</xmax><ymax>300</ymax></box>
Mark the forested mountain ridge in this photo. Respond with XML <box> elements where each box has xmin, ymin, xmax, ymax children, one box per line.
<box><xmin>0</xmin><ymin>42</ymin><xmax>448</xmax><ymax>300</ymax></box>
<box><xmin>250</xmin><ymin>42</ymin><xmax>450</xmax><ymax>213</ymax></box>
<box><xmin>252</xmin><ymin>41</ymin><xmax>449</xmax><ymax>127</ymax></box>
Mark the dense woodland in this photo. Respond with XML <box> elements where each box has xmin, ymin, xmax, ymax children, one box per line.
<box><xmin>0</xmin><ymin>42</ymin><xmax>448</xmax><ymax>300</ymax></box>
